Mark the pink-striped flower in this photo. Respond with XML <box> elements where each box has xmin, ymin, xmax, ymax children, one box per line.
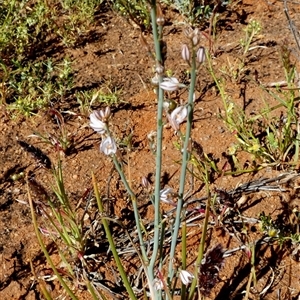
<box><xmin>90</xmin><ymin>111</ymin><xmax>107</xmax><ymax>134</ymax></box>
<box><xmin>100</xmin><ymin>136</ymin><xmax>117</xmax><ymax>155</ymax></box>
<box><xmin>167</xmin><ymin>106</ymin><xmax>188</xmax><ymax>131</ymax></box>
<box><xmin>160</xmin><ymin>77</ymin><xmax>185</xmax><ymax>92</ymax></box>
<box><xmin>179</xmin><ymin>270</ymin><xmax>194</xmax><ymax>285</ymax></box>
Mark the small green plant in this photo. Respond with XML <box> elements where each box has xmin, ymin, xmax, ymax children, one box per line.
<box><xmin>57</xmin><ymin>0</ymin><xmax>105</xmax><ymax>46</ymax></box>
<box><xmin>76</xmin><ymin>86</ymin><xmax>122</xmax><ymax>115</ymax></box>
<box><xmin>217</xmin><ymin>19</ymin><xmax>261</xmax><ymax>83</ymax></box>
<box><xmin>112</xmin><ymin>0</ymin><xmax>151</xmax><ymax>29</ymax></box>
<box><xmin>171</xmin><ymin>0</ymin><xmax>212</xmax><ymax>24</ymax></box>
<box><xmin>0</xmin><ymin>0</ymin><xmax>105</xmax><ymax>114</ymax></box>
<box><xmin>0</xmin><ymin>0</ymin><xmax>104</xmax><ymax>59</ymax></box>
<box><xmin>0</xmin><ymin>0</ymin><xmax>53</xmax><ymax>61</ymax></box>
<box><xmin>240</xmin><ymin>19</ymin><xmax>262</xmax><ymax>56</ymax></box>
<box><xmin>161</xmin><ymin>0</ymin><xmax>229</xmax><ymax>26</ymax></box>
<box><xmin>6</xmin><ymin>58</ymin><xmax>73</xmax><ymax>116</ymax></box>
<box><xmin>28</xmin><ymin>162</ymin><xmax>102</xmax><ymax>299</ymax></box>
<box><xmin>259</xmin><ymin>212</ymin><xmax>280</xmax><ymax>238</ymax></box>
<box><xmin>259</xmin><ymin>210</ymin><xmax>300</xmax><ymax>253</ymax></box>
<box><xmin>31</xmin><ymin>109</ymin><xmax>74</xmax><ymax>155</ymax></box>
<box><xmin>207</xmin><ymin>42</ymin><xmax>300</xmax><ymax>169</ymax></box>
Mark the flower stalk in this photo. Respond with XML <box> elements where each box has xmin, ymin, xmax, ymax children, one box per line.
<box><xmin>148</xmin><ymin>0</ymin><xmax>165</xmax><ymax>287</ymax></box>
<box><xmin>168</xmin><ymin>40</ymin><xmax>198</xmax><ymax>283</ymax></box>
<box><xmin>112</xmin><ymin>155</ymin><xmax>148</xmax><ymax>262</ymax></box>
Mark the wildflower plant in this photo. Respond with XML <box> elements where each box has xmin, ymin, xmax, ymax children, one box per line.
<box><xmin>88</xmin><ymin>2</ymin><xmax>224</xmax><ymax>298</ymax></box>
<box><xmin>27</xmin><ymin>163</ymin><xmax>99</xmax><ymax>300</ymax></box>
<box><xmin>28</xmin><ymin>1</ymin><xmax>229</xmax><ymax>299</ymax></box>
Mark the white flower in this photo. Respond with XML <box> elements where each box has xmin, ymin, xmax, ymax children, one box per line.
<box><xmin>171</xmin><ymin>106</ymin><xmax>187</xmax><ymax>124</ymax></box>
<box><xmin>100</xmin><ymin>136</ymin><xmax>117</xmax><ymax>155</ymax></box>
<box><xmin>167</xmin><ymin>106</ymin><xmax>188</xmax><ymax>131</ymax></box>
<box><xmin>179</xmin><ymin>270</ymin><xmax>194</xmax><ymax>285</ymax></box>
<box><xmin>160</xmin><ymin>187</ymin><xmax>174</xmax><ymax>204</ymax></box>
<box><xmin>160</xmin><ymin>77</ymin><xmax>185</xmax><ymax>92</ymax></box>
<box><xmin>90</xmin><ymin>111</ymin><xmax>107</xmax><ymax>134</ymax></box>
<box><xmin>153</xmin><ymin>278</ymin><xmax>164</xmax><ymax>291</ymax></box>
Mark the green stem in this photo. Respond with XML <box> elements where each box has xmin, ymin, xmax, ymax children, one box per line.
<box><xmin>168</xmin><ymin>46</ymin><xmax>197</xmax><ymax>282</ymax></box>
<box><xmin>92</xmin><ymin>173</ymin><xmax>137</xmax><ymax>300</ymax></box>
<box><xmin>243</xmin><ymin>31</ymin><xmax>255</xmax><ymax>56</ymax></box>
<box><xmin>149</xmin><ymin>84</ymin><xmax>164</xmax><ymax>270</ymax></box>
<box><xmin>188</xmin><ymin>181</ymin><xmax>213</xmax><ymax>299</ymax></box>
<box><xmin>180</xmin><ymin>221</ymin><xmax>187</xmax><ymax>300</ymax></box>
<box><xmin>112</xmin><ymin>157</ymin><xmax>148</xmax><ymax>262</ymax></box>
<box><xmin>148</xmin><ymin>0</ymin><xmax>165</xmax><ymax>288</ymax></box>
<box><xmin>206</xmin><ymin>52</ymin><xmax>228</xmax><ymax>117</ymax></box>
<box><xmin>85</xmin><ymin>280</ymin><xmax>101</xmax><ymax>300</ymax></box>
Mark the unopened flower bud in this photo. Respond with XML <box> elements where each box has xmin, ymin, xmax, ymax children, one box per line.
<box><xmin>193</xmin><ymin>28</ymin><xmax>200</xmax><ymax>36</ymax></box>
<box><xmin>196</xmin><ymin>47</ymin><xmax>206</xmax><ymax>63</ymax></box>
<box><xmin>192</xmin><ymin>36</ymin><xmax>199</xmax><ymax>46</ymax></box>
<box><xmin>184</xmin><ymin>27</ymin><xmax>193</xmax><ymax>39</ymax></box>
<box><xmin>140</xmin><ymin>33</ymin><xmax>151</xmax><ymax>53</ymax></box>
<box><xmin>147</xmin><ymin>131</ymin><xmax>157</xmax><ymax>142</ymax></box>
<box><xmin>181</xmin><ymin>44</ymin><xmax>190</xmax><ymax>63</ymax></box>
<box><xmin>153</xmin><ymin>278</ymin><xmax>163</xmax><ymax>291</ymax></box>
<box><xmin>156</xmin><ymin>4</ymin><xmax>165</xmax><ymax>27</ymax></box>
<box><xmin>151</xmin><ymin>74</ymin><xmax>159</xmax><ymax>86</ymax></box>
<box><xmin>244</xmin><ymin>247</ymin><xmax>252</xmax><ymax>260</ymax></box>
<box><xmin>193</xmin><ymin>92</ymin><xmax>196</xmax><ymax>102</ymax></box>
<box><xmin>156</xmin><ymin>17</ymin><xmax>165</xmax><ymax>26</ymax></box>
<box><xmin>147</xmin><ymin>130</ymin><xmax>157</xmax><ymax>153</ymax></box>
<box><xmin>192</xmin><ymin>28</ymin><xmax>200</xmax><ymax>46</ymax></box>
<box><xmin>163</xmin><ymin>99</ymin><xmax>177</xmax><ymax>112</ymax></box>
<box><xmin>156</xmin><ymin>64</ymin><xmax>164</xmax><ymax>75</ymax></box>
